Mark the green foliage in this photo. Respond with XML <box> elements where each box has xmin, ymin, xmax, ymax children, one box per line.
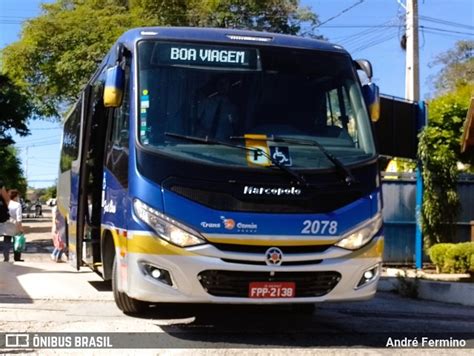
<box><xmin>428</xmin><ymin>243</ymin><xmax>454</xmax><ymax>273</ymax></box>
<box><xmin>418</xmin><ymin>84</ymin><xmax>473</xmax><ymax>248</ymax></box>
<box><xmin>1</xmin><ymin>0</ymin><xmax>133</xmax><ymax>117</ymax></box>
<box><xmin>38</xmin><ymin>185</ymin><xmax>57</xmax><ymax>202</ymax></box>
<box><xmin>446</xmin><ymin>243</ymin><xmax>474</xmax><ymax>274</ymax></box>
<box><xmin>0</xmin><ymin>74</ymin><xmax>31</xmax><ymax>146</ymax></box>
<box><xmin>0</xmin><ymin>74</ymin><xmax>29</xmax><ymax>196</ymax></box>
<box><xmin>430</xmin><ymin>40</ymin><xmax>474</xmax><ymax>94</ymax></box>
<box><xmin>471</xmin><ymin>252</ymin><xmax>474</xmax><ymax>272</ymax></box>
<box><xmin>1</xmin><ymin>0</ymin><xmax>320</xmax><ymax>118</ymax></box>
<box><xmin>0</xmin><ymin>146</ymin><xmax>27</xmax><ymax>197</ymax></box>
<box><xmin>428</xmin><ymin>242</ymin><xmax>474</xmax><ymax>274</ymax></box>
<box><xmin>186</xmin><ymin>0</ymin><xmax>319</xmax><ymax>37</ymax></box>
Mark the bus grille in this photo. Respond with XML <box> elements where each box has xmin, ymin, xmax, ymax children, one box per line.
<box><xmin>198</xmin><ymin>270</ymin><xmax>341</xmax><ymax>298</ymax></box>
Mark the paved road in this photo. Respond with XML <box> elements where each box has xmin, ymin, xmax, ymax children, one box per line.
<box><xmin>1</xmin><ymin>214</ymin><xmax>473</xmax><ymax>353</ymax></box>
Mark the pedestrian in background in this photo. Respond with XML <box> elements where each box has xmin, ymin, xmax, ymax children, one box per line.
<box><xmin>0</xmin><ymin>182</ymin><xmax>23</xmax><ymax>262</ymax></box>
<box><xmin>8</xmin><ymin>189</ymin><xmax>25</xmax><ymax>262</ymax></box>
<box><xmin>0</xmin><ymin>181</ymin><xmax>12</xmax><ymax>261</ymax></box>
<box><xmin>51</xmin><ymin>205</ymin><xmax>64</xmax><ymax>262</ymax></box>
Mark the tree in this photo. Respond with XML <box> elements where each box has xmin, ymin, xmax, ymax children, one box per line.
<box><xmin>39</xmin><ymin>184</ymin><xmax>57</xmax><ymax>202</ymax></box>
<box><xmin>430</xmin><ymin>40</ymin><xmax>474</xmax><ymax>94</ymax></box>
<box><xmin>419</xmin><ymin>40</ymin><xmax>474</xmax><ymax>249</ymax></box>
<box><xmin>418</xmin><ymin>84</ymin><xmax>474</xmax><ymax>248</ymax></box>
<box><xmin>1</xmin><ymin>0</ymin><xmax>134</xmax><ymax>118</ymax></box>
<box><xmin>1</xmin><ymin>0</ymin><xmax>320</xmax><ymax>118</ymax></box>
<box><xmin>0</xmin><ymin>74</ymin><xmax>31</xmax><ymax>146</ymax></box>
<box><xmin>0</xmin><ymin>146</ymin><xmax>27</xmax><ymax>197</ymax></box>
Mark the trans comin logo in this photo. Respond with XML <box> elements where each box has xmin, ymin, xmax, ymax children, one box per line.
<box><xmin>243</xmin><ymin>186</ymin><xmax>302</xmax><ymax>196</ymax></box>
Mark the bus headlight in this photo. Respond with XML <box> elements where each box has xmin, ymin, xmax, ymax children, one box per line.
<box><xmin>133</xmin><ymin>199</ymin><xmax>206</xmax><ymax>247</ymax></box>
<box><xmin>335</xmin><ymin>214</ymin><xmax>382</xmax><ymax>250</ymax></box>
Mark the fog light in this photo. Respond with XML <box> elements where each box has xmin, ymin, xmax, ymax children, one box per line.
<box><xmin>142</xmin><ymin>263</ymin><xmax>173</xmax><ymax>286</ymax></box>
<box><xmin>364</xmin><ymin>270</ymin><xmax>374</xmax><ymax>280</ymax></box>
<box><xmin>151</xmin><ymin>268</ymin><xmax>161</xmax><ymax>279</ymax></box>
<box><xmin>356</xmin><ymin>265</ymin><xmax>379</xmax><ymax>288</ymax></box>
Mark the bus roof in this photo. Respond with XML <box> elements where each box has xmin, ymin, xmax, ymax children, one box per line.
<box><xmin>117</xmin><ymin>27</ymin><xmax>348</xmax><ymax>55</ymax></box>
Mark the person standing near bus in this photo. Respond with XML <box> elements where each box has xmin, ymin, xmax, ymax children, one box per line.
<box><xmin>51</xmin><ymin>205</ymin><xmax>64</xmax><ymax>262</ymax></box>
<box><xmin>0</xmin><ymin>182</ymin><xmax>13</xmax><ymax>262</ymax></box>
<box><xmin>8</xmin><ymin>189</ymin><xmax>24</xmax><ymax>262</ymax></box>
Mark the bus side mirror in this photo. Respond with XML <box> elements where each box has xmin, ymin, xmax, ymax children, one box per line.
<box><xmin>355</xmin><ymin>59</ymin><xmax>373</xmax><ymax>80</ymax></box>
<box><xmin>354</xmin><ymin>59</ymin><xmax>379</xmax><ymax>121</ymax></box>
<box><xmin>362</xmin><ymin>83</ymin><xmax>380</xmax><ymax>122</ymax></box>
<box><xmin>103</xmin><ymin>65</ymin><xmax>124</xmax><ymax>108</ymax></box>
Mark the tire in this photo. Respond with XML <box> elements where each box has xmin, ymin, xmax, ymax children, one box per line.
<box><xmin>292</xmin><ymin>303</ymin><xmax>316</xmax><ymax>314</ymax></box>
<box><xmin>112</xmin><ymin>255</ymin><xmax>148</xmax><ymax>314</ymax></box>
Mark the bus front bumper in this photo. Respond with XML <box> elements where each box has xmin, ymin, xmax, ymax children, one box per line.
<box><xmin>117</xmin><ymin>235</ymin><xmax>384</xmax><ymax>304</ymax></box>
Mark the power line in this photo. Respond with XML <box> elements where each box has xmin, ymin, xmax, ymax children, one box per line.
<box><xmin>419</xmin><ymin>15</ymin><xmax>474</xmax><ymax>30</ymax></box>
<box><xmin>351</xmin><ymin>32</ymin><xmax>399</xmax><ymax>53</ymax></box>
<box><xmin>16</xmin><ymin>134</ymin><xmax>61</xmax><ymax>143</ymax></box>
<box><xmin>28</xmin><ymin>179</ymin><xmax>56</xmax><ymax>182</ymax></box>
<box><xmin>31</xmin><ymin>126</ymin><xmax>62</xmax><ymax>131</ymax></box>
<box><xmin>0</xmin><ymin>16</ymin><xmax>30</xmax><ymax>20</ymax></box>
<box><xmin>344</xmin><ymin>27</ymin><xmax>398</xmax><ymax>49</ymax></box>
<box><xmin>29</xmin><ymin>157</ymin><xmax>59</xmax><ymax>160</ymax></box>
<box><xmin>317</xmin><ymin>0</ymin><xmax>365</xmax><ymax>27</ymax></box>
<box><xmin>336</xmin><ymin>17</ymin><xmax>400</xmax><ymax>45</ymax></box>
<box><xmin>16</xmin><ymin>139</ymin><xmax>60</xmax><ymax>145</ymax></box>
<box><xmin>319</xmin><ymin>25</ymin><xmax>401</xmax><ymax>28</ymax></box>
<box><xmin>420</xmin><ymin>25</ymin><xmax>474</xmax><ymax>37</ymax></box>
<box><xmin>27</xmin><ymin>174</ymin><xmax>58</xmax><ymax>177</ymax></box>
<box><xmin>423</xmin><ymin>30</ymin><xmax>472</xmax><ymax>39</ymax></box>
<box><xmin>16</xmin><ymin>142</ymin><xmax>59</xmax><ymax>148</ymax></box>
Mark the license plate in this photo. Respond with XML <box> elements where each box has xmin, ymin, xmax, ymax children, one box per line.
<box><xmin>248</xmin><ymin>282</ymin><xmax>295</xmax><ymax>298</ymax></box>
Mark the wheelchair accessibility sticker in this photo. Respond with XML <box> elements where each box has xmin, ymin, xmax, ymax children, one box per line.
<box><xmin>270</xmin><ymin>146</ymin><xmax>292</xmax><ymax>166</ymax></box>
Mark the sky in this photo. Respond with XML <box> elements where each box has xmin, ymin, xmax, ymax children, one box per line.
<box><xmin>1</xmin><ymin>0</ymin><xmax>473</xmax><ymax>188</ymax></box>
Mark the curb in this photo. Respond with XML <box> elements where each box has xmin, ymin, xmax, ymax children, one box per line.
<box><xmin>378</xmin><ymin>276</ymin><xmax>474</xmax><ymax>307</ymax></box>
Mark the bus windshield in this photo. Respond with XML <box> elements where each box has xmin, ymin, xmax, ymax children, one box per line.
<box><xmin>137</xmin><ymin>40</ymin><xmax>376</xmax><ymax>169</ymax></box>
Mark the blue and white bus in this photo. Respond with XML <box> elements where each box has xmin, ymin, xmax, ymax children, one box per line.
<box><xmin>57</xmin><ymin>27</ymin><xmax>383</xmax><ymax>314</ymax></box>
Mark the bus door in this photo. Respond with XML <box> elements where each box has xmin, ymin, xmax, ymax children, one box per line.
<box><xmin>61</xmin><ymin>97</ymin><xmax>84</xmax><ymax>270</ymax></box>
<box><xmin>76</xmin><ymin>78</ymin><xmax>109</xmax><ymax>271</ymax></box>
<box><xmin>69</xmin><ymin>88</ymin><xmax>89</xmax><ymax>270</ymax></box>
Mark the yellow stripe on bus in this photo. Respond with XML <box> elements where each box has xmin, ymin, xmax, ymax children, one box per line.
<box><xmin>127</xmin><ymin>235</ymin><xmax>195</xmax><ymax>256</ymax></box>
<box><xmin>205</xmin><ymin>237</ymin><xmax>338</xmax><ymax>246</ymax></box>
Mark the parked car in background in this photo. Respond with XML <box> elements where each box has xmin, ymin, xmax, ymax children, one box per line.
<box><xmin>21</xmin><ymin>199</ymin><xmax>43</xmax><ymax>218</ymax></box>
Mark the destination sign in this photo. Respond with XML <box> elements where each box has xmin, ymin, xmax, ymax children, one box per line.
<box><xmin>152</xmin><ymin>43</ymin><xmax>260</xmax><ymax>70</ymax></box>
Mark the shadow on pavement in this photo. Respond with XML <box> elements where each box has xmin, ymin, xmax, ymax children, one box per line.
<box><xmin>0</xmin><ymin>260</ymin><xmax>96</xmax><ymax>304</ymax></box>
<box><xmin>127</xmin><ymin>303</ymin><xmax>389</xmax><ymax>347</ymax></box>
<box><xmin>21</xmin><ymin>239</ymin><xmax>53</xmax><ymax>255</ymax></box>
<box><xmin>25</xmin><ymin>226</ymin><xmax>53</xmax><ymax>234</ymax></box>
<box><xmin>88</xmin><ymin>280</ymin><xmax>112</xmax><ymax>292</ymax></box>
<box><xmin>0</xmin><ymin>262</ymin><xmax>40</xmax><ymax>304</ymax></box>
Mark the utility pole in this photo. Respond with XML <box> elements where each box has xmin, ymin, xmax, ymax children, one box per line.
<box><xmin>405</xmin><ymin>0</ymin><xmax>420</xmax><ymax>101</ymax></box>
<box><xmin>25</xmin><ymin>146</ymin><xmax>29</xmax><ymax>183</ymax></box>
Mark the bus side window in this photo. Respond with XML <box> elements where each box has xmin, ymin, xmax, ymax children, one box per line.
<box><xmin>60</xmin><ymin>102</ymin><xmax>81</xmax><ymax>173</ymax></box>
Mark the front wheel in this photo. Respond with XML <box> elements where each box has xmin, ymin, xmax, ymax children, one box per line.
<box><xmin>112</xmin><ymin>255</ymin><xmax>149</xmax><ymax>314</ymax></box>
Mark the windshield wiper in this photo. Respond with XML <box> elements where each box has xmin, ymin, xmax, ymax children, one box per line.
<box><xmin>165</xmin><ymin>132</ymin><xmax>308</xmax><ymax>187</ymax></box>
<box><xmin>230</xmin><ymin>135</ymin><xmax>357</xmax><ymax>186</ymax></box>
